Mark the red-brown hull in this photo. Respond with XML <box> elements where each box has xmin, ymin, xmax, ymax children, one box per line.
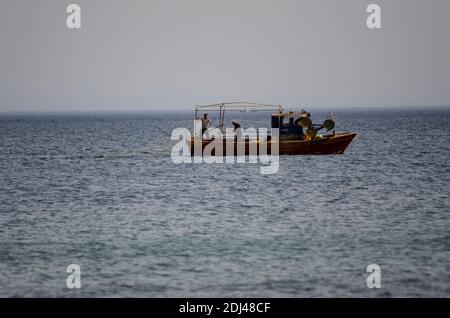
<box><xmin>190</xmin><ymin>132</ymin><xmax>356</xmax><ymax>156</ymax></box>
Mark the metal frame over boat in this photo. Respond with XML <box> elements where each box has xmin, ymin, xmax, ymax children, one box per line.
<box><xmin>191</xmin><ymin>102</ymin><xmax>356</xmax><ymax>155</ymax></box>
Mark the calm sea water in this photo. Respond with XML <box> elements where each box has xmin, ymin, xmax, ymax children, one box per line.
<box><xmin>0</xmin><ymin>110</ymin><xmax>449</xmax><ymax>297</ymax></box>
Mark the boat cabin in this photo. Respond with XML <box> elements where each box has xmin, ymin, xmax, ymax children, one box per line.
<box><xmin>271</xmin><ymin>111</ymin><xmax>311</xmax><ymax>139</ymax></box>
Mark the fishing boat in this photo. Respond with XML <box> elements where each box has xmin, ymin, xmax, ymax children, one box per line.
<box><xmin>190</xmin><ymin>102</ymin><xmax>356</xmax><ymax>156</ymax></box>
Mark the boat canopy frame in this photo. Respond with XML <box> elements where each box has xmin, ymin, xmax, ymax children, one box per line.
<box><xmin>195</xmin><ymin>102</ymin><xmax>284</xmax><ymax>127</ymax></box>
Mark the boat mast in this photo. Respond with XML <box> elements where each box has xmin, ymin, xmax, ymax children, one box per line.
<box><xmin>219</xmin><ymin>103</ymin><xmax>224</xmax><ymax>127</ymax></box>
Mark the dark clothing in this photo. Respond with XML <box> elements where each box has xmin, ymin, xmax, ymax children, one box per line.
<box><xmin>201</xmin><ymin>118</ymin><xmax>211</xmax><ymax>130</ymax></box>
<box><xmin>233</xmin><ymin>124</ymin><xmax>242</xmax><ymax>140</ymax></box>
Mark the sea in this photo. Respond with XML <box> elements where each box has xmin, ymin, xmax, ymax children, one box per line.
<box><xmin>0</xmin><ymin>109</ymin><xmax>449</xmax><ymax>297</ymax></box>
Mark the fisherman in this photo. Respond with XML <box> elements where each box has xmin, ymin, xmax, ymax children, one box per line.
<box><xmin>231</xmin><ymin>120</ymin><xmax>241</xmax><ymax>131</ymax></box>
<box><xmin>232</xmin><ymin>120</ymin><xmax>242</xmax><ymax>139</ymax></box>
<box><xmin>201</xmin><ymin>113</ymin><xmax>211</xmax><ymax>137</ymax></box>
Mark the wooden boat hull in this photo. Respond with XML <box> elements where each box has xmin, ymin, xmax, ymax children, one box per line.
<box><xmin>190</xmin><ymin>132</ymin><xmax>356</xmax><ymax>156</ymax></box>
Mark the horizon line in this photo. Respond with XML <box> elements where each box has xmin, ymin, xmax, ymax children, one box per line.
<box><xmin>0</xmin><ymin>104</ymin><xmax>450</xmax><ymax>115</ymax></box>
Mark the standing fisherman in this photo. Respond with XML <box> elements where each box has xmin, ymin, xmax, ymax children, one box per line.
<box><xmin>232</xmin><ymin>120</ymin><xmax>242</xmax><ymax>139</ymax></box>
<box><xmin>201</xmin><ymin>113</ymin><xmax>211</xmax><ymax>137</ymax></box>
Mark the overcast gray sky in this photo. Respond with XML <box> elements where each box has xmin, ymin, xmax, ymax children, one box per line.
<box><xmin>0</xmin><ymin>0</ymin><xmax>449</xmax><ymax>112</ymax></box>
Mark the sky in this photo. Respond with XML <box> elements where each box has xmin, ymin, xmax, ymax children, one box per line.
<box><xmin>0</xmin><ymin>0</ymin><xmax>449</xmax><ymax>112</ymax></box>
